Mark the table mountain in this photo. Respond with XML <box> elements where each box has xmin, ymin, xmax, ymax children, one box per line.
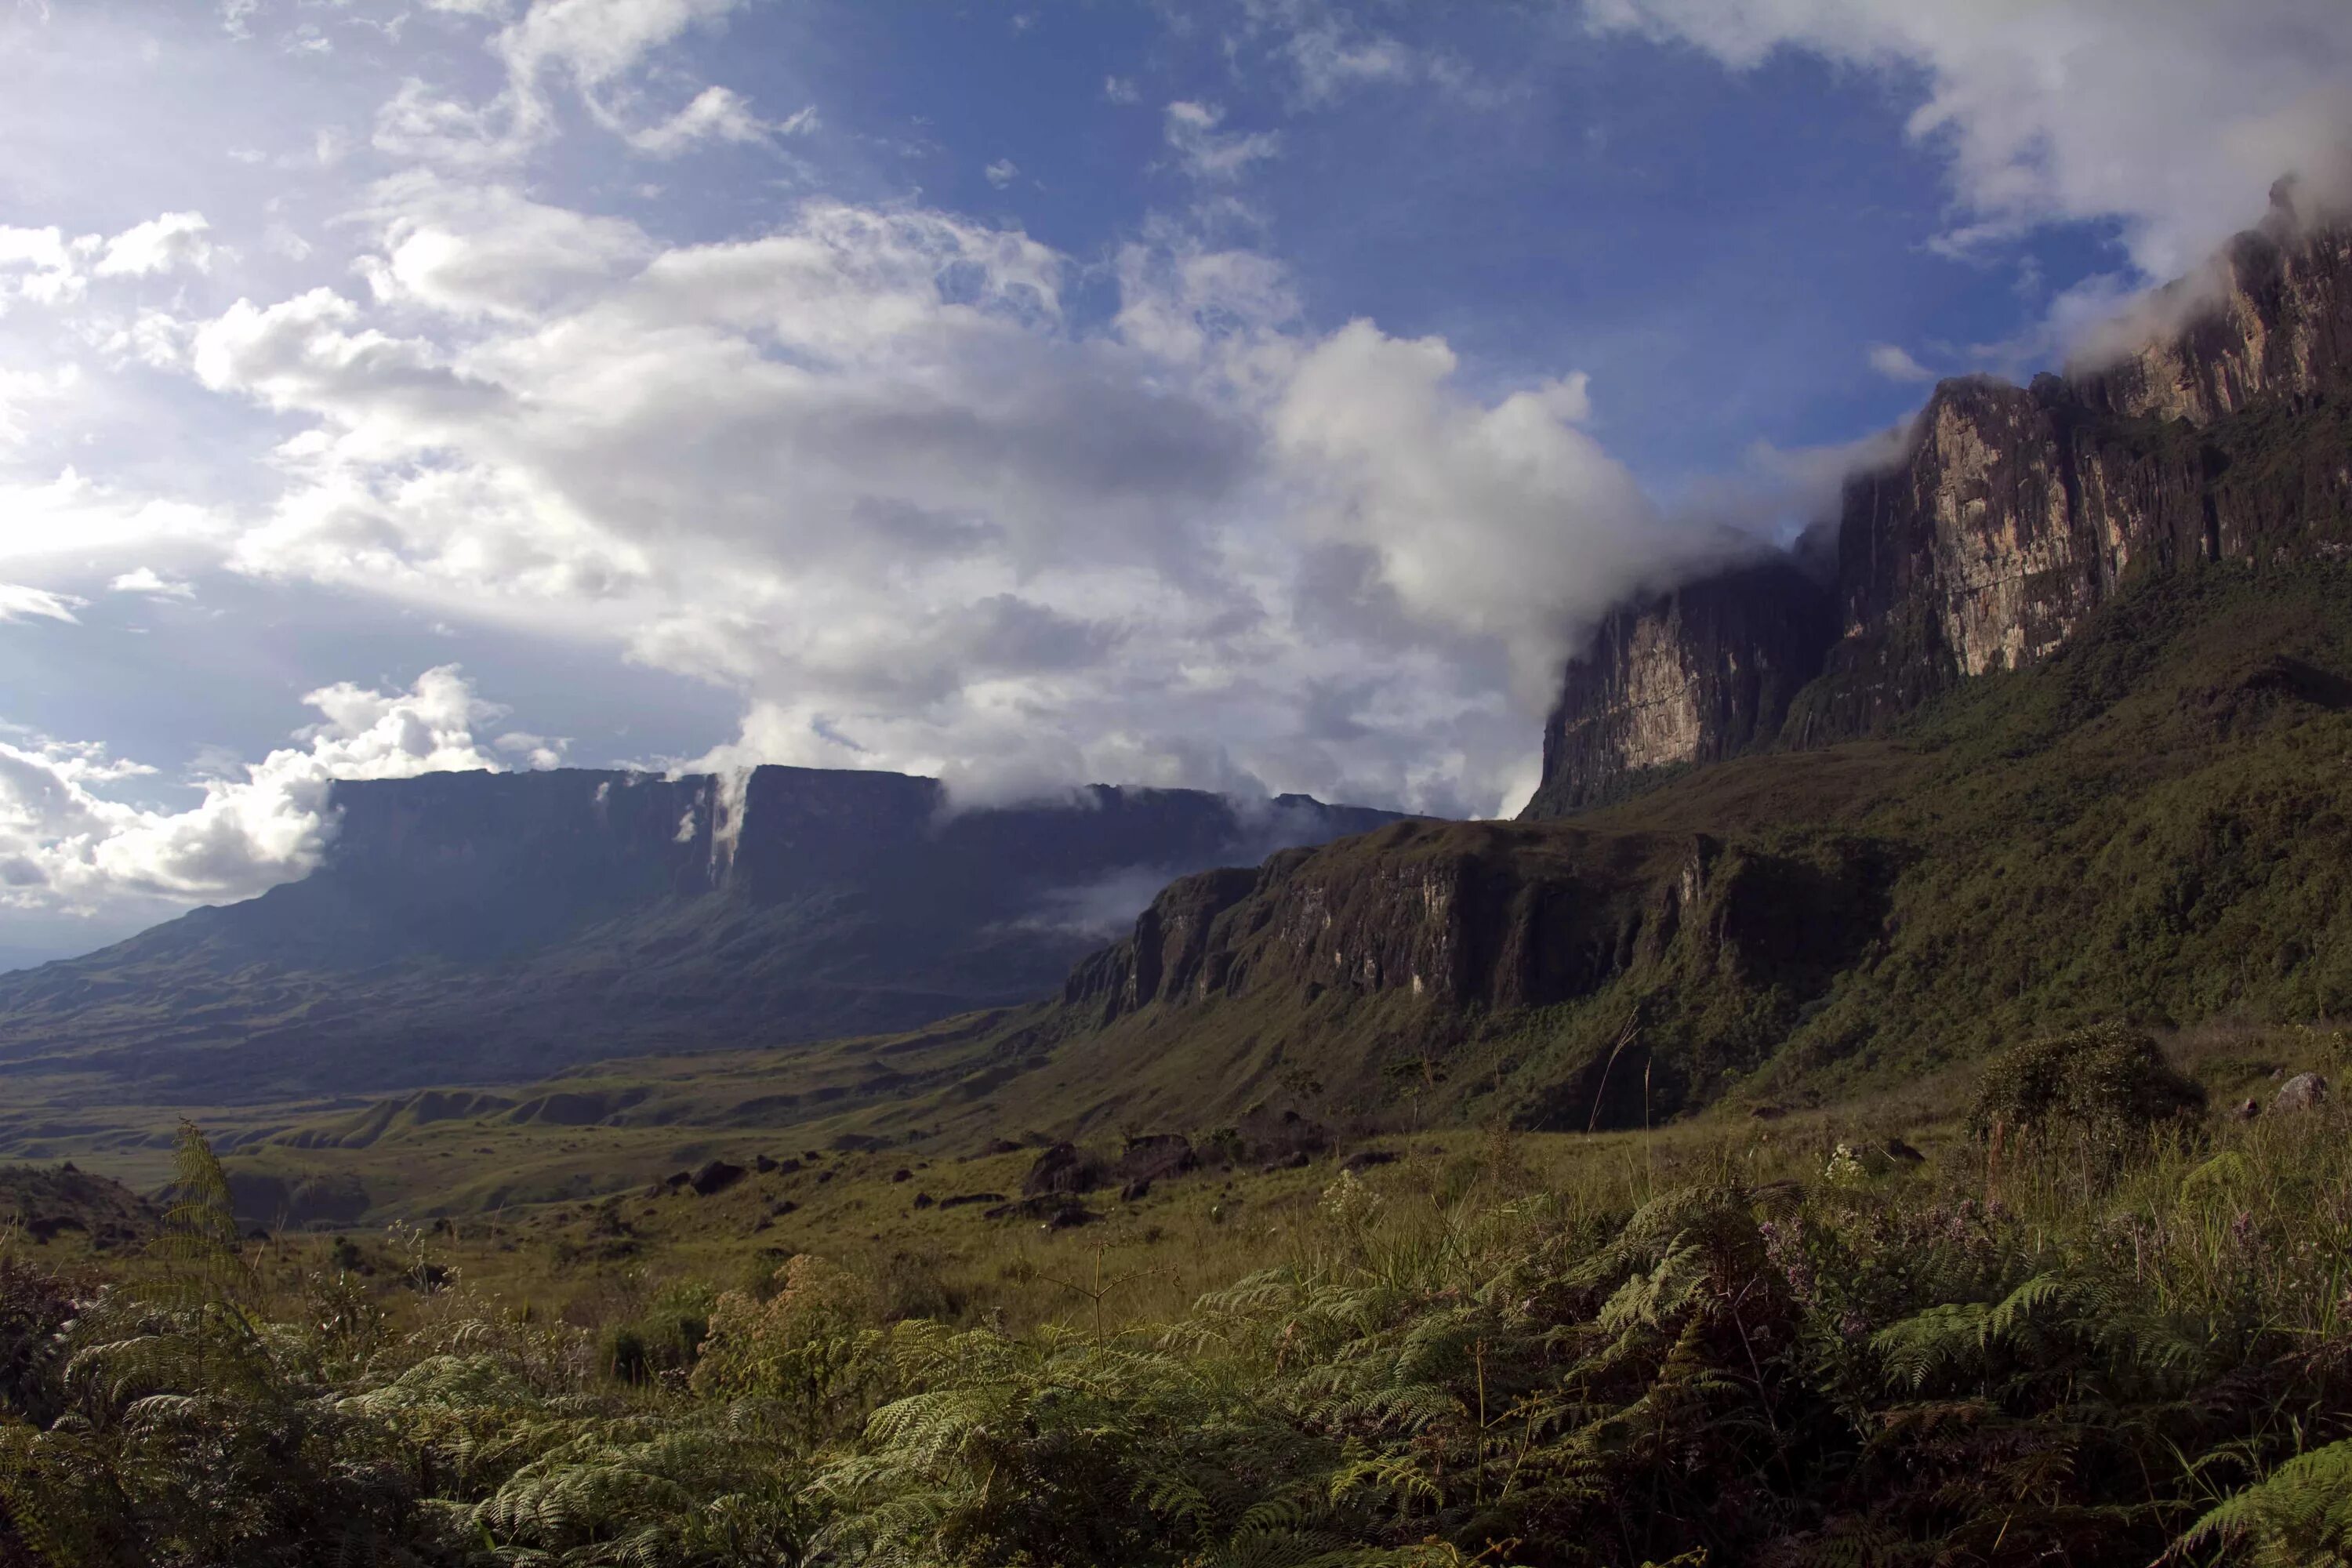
<box><xmin>0</xmin><ymin>767</ymin><xmax>1400</xmax><ymax>1099</ymax></box>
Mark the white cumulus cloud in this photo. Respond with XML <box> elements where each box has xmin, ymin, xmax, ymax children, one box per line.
<box><xmin>1866</xmin><ymin>342</ymin><xmax>1935</xmax><ymax>383</ymax></box>
<box><xmin>107</xmin><ymin>567</ymin><xmax>195</xmax><ymax>600</ymax></box>
<box><xmin>143</xmin><ymin>172</ymin><xmax>1729</xmax><ymax>824</ymax></box>
<box><xmin>1163</xmin><ymin>100</ymin><xmax>1281</xmax><ymax>183</ymax></box>
<box><xmin>0</xmin><ymin>583</ymin><xmax>85</xmax><ymax>624</ymax></box>
<box><xmin>94</xmin><ymin>211</ymin><xmax>216</xmax><ymax>278</ymax></box>
<box><xmin>1585</xmin><ymin>0</ymin><xmax>2352</xmax><ymax>283</ymax></box>
<box><xmin>0</xmin><ymin>666</ymin><xmax>512</xmax><ymax>915</ymax></box>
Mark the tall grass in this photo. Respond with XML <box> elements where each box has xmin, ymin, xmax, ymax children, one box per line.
<box><xmin>12</xmin><ymin>1091</ymin><xmax>2352</xmax><ymax>1564</ymax></box>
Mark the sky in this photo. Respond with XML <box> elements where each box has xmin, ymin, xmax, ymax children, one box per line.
<box><xmin>3</xmin><ymin>0</ymin><xmax>2351</xmax><ymax>965</ymax></box>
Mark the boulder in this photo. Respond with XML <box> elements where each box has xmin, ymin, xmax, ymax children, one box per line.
<box><xmin>2274</xmin><ymin>1072</ymin><xmax>2329</xmax><ymax>1112</ymax></box>
<box><xmin>1022</xmin><ymin>1142</ymin><xmax>1109</xmax><ymax>1197</ymax></box>
<box><xmin>937</xmin><ymin>1192</ymin><xmax>1004</xmax><ymax>1210</ymax></box>
<box><xmin>1114</xmin><ymin>1133</ymin><xmax>1197</xmax><ymax>1186</ymax></box>
<box><xmin>689</xmin><ymin>1160</ymin><xmax>746</xmax><ymax>1196</ymax></box>
<box><xmin>1341</xmin><ymin>1149</ymin><xmax>1396</xmax><ymax>1174</ymax></box>
<box><xmin>1119</xmin><ymin>1178</ymin><xmax>1152</xmax><ymax>1203</ymax></box>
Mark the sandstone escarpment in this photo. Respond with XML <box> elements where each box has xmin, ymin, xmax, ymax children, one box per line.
<box><xmin>1058</xmin><ymin>817</ymin><xmax>1890</xmax><ymax>1128</ymax></box>
<box><xmin>1525</xmin><ymin>561</ymin><xmax>1835</xmax><ymax>817</ymax></box>
<box><xmin>2072</xmin><ymin>187</ymin><xmax>2352</xmax><ymax>424</ymax></box>
<box><xmin>1529</xmin><ymin>198</ymin><xmax>2352</xmax><ymax>811</ymax></box>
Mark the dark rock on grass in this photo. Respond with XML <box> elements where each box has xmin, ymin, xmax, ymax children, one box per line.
<box><xmin>1120</xmin><ymin>1178</ymin><xmax>1152</xmax><ymax>1203</ymax></box>
<box><xmin>891</xmin><ymin>1168</ymin><xmax>913</xmax><ymax>1183</ymax></box>
<box><xmin>1114</xmin><ymin>1133</ymin><xmax>1197</xmax><ymax>1186</ymax></box>
<box><xmin>1882</xmin><ymin>1138</ymin><xmax>1926</xmax><ymax>1165</ymax></box>
<box><xmin>664</xmin><ymin>1171</ymin><xmax>692</xmax><ymax>1192</ymax></box>
<box><xmin>816</xmin><ymin>1170</ymin><xmax>836</xmax><ymax>1184</ymax></box>
<box><xmin>982</xmin><ymin>1138</ymin><xmax>1023</xmax><ymax>1156</ymax></box>
<box><xmin>689</xmin><ymin>1160</ymin><xmax>746</xmax><ymax>1196</ymax></box>
<box><xmin>1239</xmin><ymin>1106</ymin><xmax>1330</xmax><ymax>1164</ymax></box>
<box><xmin>768</xmin><ymin>1200</ymin><xmax>798</xmax><ymax>1217</ymax></box>
<box><xmin>1046</xmin><ymin>1206</ymin><xmax>1096</xmax><ymax>1230</ymax></box>
<box><xmin>1341</xmin><ymin>1149</ymin><xmax>1396</xmax><ymax>1173</ymax></box>
<box><xmin>753</xmin><ymin>1154</ymin><xmax>778</xmax><ymax>1174</ymax></box>
<box><xmin>913</xmin><ymin>1192</ymin><xmax>935</xmax><ymax>1210</ymax></box>
<box><xmin>1260</xmin><ymin>1151</ymin><xmax>1311</xmax><ymax>1174</ymax></box>
<box><xmin>937</xmin><ymin>1192</ymin><xmax>1004</xmax><ymax>1210</ymax></box>
<box><xmin>2274</xmin><ymin>1072</ymin><xmax>2329</xmax><ymax>1112</ymax></box>
<box><xmin>1022</xmin><ymin>1142</ymin><xmax>1109</xmax><ymax>1197</ymax></box>
<box><xmin>1</xmin><ymin>1163</ymin><xmax>162</xmax><ymax>1247</ymax></box>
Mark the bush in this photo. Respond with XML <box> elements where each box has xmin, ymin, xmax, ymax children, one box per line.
<box><xmin>598</xmin><ymin>1278</ymin><xmax>716</xmax><ymax>1384</ymax></box>
<box><xmin>1968</xmin><ymin>1022</ymin><xmax>2205</xmax><ymax>1156</ymax></box>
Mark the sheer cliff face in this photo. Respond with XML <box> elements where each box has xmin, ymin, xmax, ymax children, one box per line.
<box><xmin>1525</xmin><ymin>562</ymin><xmax>1835</xmax><ymax>817</ymax></box>
<box><xmin>1529</xmin><ymin>206</ymin><xmax>2352</xmax><ymax>811</ymax></box>
<box><xmin>2073</xmin><ymin>209</ymin><xmax>2352</xmax><ymax>425</ymax></box>
<box><xmin>1055</xmin><ymin>820</ymin><xmax>1890</xmax><ymax>1127</ymax></box>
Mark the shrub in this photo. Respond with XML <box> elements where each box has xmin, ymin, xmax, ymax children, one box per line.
<box><xmin>1968</xmin><ymin>1022</ymin><xmax>2205</xmax><ymax>1155</ymax></box>
<box><xmin>600</xmin><ymin>1278</ymin><xmax>717</xmax><ymax>1384</ymax></box>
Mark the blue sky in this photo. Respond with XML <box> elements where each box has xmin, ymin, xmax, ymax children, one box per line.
<box><xmin>2</xmin><ymin>0</ymin><xmax>2350</xmax><ymax>964</ymax></box>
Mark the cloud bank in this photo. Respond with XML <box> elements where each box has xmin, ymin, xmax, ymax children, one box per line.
<box><xmin>1586</xmin><ymin>0</ymin><xmax>2352</xmax><ymax>283</ymax></box>
<box><xmin>0</xmin><ymin>666</ymin><xmax>516</xmax><ymax>918</ymax></box>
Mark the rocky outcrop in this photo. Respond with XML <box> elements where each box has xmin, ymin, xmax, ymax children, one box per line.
<box><xmin>1055</xmin><ymin>817</ymin><xmax>1891</xmax><ymax>1129</ymax></box>
<box><xmin>1068</xmin><ymin>819</ymin><xmax>1879</xmax><ymax>1024</ymax></box>
<box><xmin>1530</xmin><ymin>197</ymin><xmax>2352</xmax><ymax>811</ymax></box>
<box><xmin>1526</xmin><ymin>561</ymin><xmax>1835</xmax><ymax>816</ymax></box>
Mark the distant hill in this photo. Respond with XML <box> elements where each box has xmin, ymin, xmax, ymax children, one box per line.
<box><xmin>0</xmin><ymin>768</ymin><xmax>1402</xmax><ymax>1100</ymax></box>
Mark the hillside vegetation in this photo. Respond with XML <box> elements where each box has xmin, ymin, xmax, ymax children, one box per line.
<box><xmin>10</xmin><ymin>1037</ymin><xmax>2352</xmax><ymax>1565</ymax></box>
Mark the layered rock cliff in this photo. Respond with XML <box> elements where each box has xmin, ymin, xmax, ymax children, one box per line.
<box><xmin>1051</xmin><ymin>818</ymin><xmax>1889</xmax><ymax>1128</ymax></box>
<box><xmin>1527</xmin><ymin>194</ymin><xmax>2352</xmax><ymax>813</ymax></box>
<box><xmin>1523</xmin><ymin>561</ymin><xmax>1835</xmax><ymax>817</ymax></box>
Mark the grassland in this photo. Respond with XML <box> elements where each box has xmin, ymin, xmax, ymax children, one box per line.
<box><xmin>13</xmin><ymin>1019</ymin><xmax>2352</xmax><ymax>1563</ymax></box>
